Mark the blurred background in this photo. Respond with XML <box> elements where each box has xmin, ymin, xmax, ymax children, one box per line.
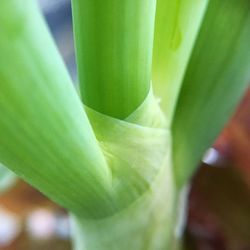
<box><xmin>0</xmin><ymin>1</ymin><xmax>249</xmax><ymax>249</ymax></box>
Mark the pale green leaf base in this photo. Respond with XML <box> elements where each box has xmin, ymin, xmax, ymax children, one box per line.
<box><xmin>70</xmin><ymin>90</ymin><xmax>184</xmax><ymax>249</ymax></box>
<box><xmin>71</xmin><ymin>157</ymin><xmax>177</xmax><ymax>250</ymax></box>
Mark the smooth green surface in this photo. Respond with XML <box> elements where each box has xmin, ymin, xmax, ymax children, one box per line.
<box><xmin>173</xmin><ymin>0</ymin><xmax>250</xmax><ymax>187</ymax></box>
<box><xmin>0</xmin><ymin>0</ymin><xmax>112</xmax><ymax>218</ymax></box>
<box><xmin>152</xmin><ymin>0</ymin><xmax>208</xmax><ymax>124</ymax></box>
<box><xmin>0</xmin><ymin>0</ymin><xmax>173</xmax><ymax>220</ymax></box>
<box><xmin>72</xmin><ymin>0</ymin><xmax>156</xmax><ymax>119</ymax></box>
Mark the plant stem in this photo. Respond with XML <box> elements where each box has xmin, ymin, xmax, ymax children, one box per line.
<box><xmin>152</xmin><ymin>0</ymin><xmax>208</xmax><ymax>124</ymax></box>
<box><xmin>72</xmin><ymin>0</ymin><xmax>156</xmax><ymax>118</ymax></box>
<box><xmin>71</xmin><ymin>158</ymin><xmax>178</xmax><ymax>250</ymax></box>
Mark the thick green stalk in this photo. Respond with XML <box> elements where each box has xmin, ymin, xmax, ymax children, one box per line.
<box><xmin>71</xmin><ymin>160</ymin><xmax>177</xmax><ymax>250</ymax></box>
<box><xmin>173</xmin><ymin>0</ymin><xmax>250</xmax><ymax>187</ymax></box>
<box><xmin>72</xmin><ymin>0</ymin><xmax>156</xmax><ymax>118</ymax></box>
<box><xmin>0</xmin><ymin>0</ymin><xmax>113</xmax><ymax>218</ymax></box>
<box><xmin>152</xmin><ymin>0</ymin><xmax>208</xmax><ymax>123</ymax></box>
<box><xmin>70</xmin><ymin>91</ymin><xmax>178</xmax><ymax>249</ymax></box>
<box><xmin>69</xmin><ymin>0</ymin><xmax>208</xmax><ymax>248</ymax></box>
<box><xmin>68</xmin><ymin>87</ymin><xmax>189</xmax><ymax>249</ymax></box>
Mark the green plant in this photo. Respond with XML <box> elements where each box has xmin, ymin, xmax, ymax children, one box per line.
<box><xmin>0</xmin><ymin>0</ymin><xmax>249</xmax><ymax>249</ymax></box>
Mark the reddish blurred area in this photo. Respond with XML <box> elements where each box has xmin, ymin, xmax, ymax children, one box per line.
<box><xmin>215</xmin><ymin>88</ymin><xmax>250</xmax><ymax>185</ymax></box>
<box><xmin>186</xmin><ymin>87</ymin><xmax>250</xmax><ymax>250</ymax></box>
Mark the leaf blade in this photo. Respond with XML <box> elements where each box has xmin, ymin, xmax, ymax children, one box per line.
<box><xmin>173</xmin><ymin>0</ymin><xmax>250</xmax><ymax>187</ymax></box>
<box><xmin>0</xmin><ymin>0</ymin><xmax>112</xmax><ymax>217</ymax></box>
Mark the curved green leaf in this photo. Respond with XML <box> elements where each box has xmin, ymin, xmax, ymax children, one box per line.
<box><xmin>152</xmin><ymin>0</ymin><xmax>208</xmax><ymax>124</ymax></box>
<box><xmin>173</xmin><ymin>0</ymin><xmax>250</xmax><ymax>187</ymax></box>
<box><xmin>0</xmin><ymin>0</ymin><xmax>112</xmax><ymax>217</ymax></box>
